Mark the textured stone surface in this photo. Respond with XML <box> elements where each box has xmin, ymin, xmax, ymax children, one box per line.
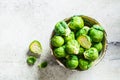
<box><xmin>0</xmin><ymin>0</ymin><xmax>120</xmax><ymax>80</ymax></box>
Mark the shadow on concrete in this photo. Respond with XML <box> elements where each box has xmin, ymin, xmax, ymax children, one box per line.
<box><xmin>37</xmin><ymin>49</ymin><xmax>74</xmax><ymax>80</ymax></box>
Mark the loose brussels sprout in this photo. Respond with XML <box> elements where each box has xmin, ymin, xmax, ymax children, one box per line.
<box><xmin>55</xmin><ymin>21</ymin><xmax>71</xmax><ymax>36</ymax></box>
<box><xmin>53</xmin><ymin>46</ymin><xmax>66</xmax><ymax>58</ymax></box>
<box><xmin>89</xmin><ymin>25</ymin><xmax>104</xmax><ymax>42</ymax></box>
<box><xmin>77</xmin><ymin>35</ymin><xmax>92</xmax><ymax>49</ymax></box>
<box><xmin>51</xmin><ymin>36</ymin><xmax>64</xmax><ymax>47</ymax></box>
<box><xmin>65</xmin><ymin>40</ymin><xmax>80</xmax><ymax>54</ymax></box>
<box><xmin>29</xmin><ymin>40</ymin><xmax>42</xmax><ymax>57</ymax></box>
<box><xmin>38</xmin><ymin>61</ymin><xmax>48</xmax><ymax>69</ymax></box>
<box><xmin>84</xmin><ymin>47</ymin><xmax>99</xmax><ymax>61</ymax></box>
<box><xmin>64</xmin><ymin>31</ymin><xmax>75</xmax><ymax>42</ymax></box>
<box><xmin>79</xmin><ymin>47</ymin><xmax>85</xmax><ymax>56</ymax></box>
<box><xmin>94</xmin><ymin>42</ymin><xmax>103</xmax><ymax>52</ymax></box>
<box><xmin>68</xmin><ymin>16</ymin><xmax>84</xmax><ymax>30</ymax></box>
<box><xmin>92</xmin><ymin>24</ymin><xmax>104</xmax><ymax>31</ymax></box>
<box><xmin>79</xmin><ymin>59</ymin><xmax>91</xmax><ymax>70</ymax></box>
<box><xmin>27</xmin><ymin>56</ymin><xmax>37</xmax><ymax>65</ymax></box>
<box><xmin>76</xmin><ymin>26</ymin><xmax>90</xmax><ymax>38</ymax></box>
<box><xmin>66</xmin><ymin>55</ymin><xmax>79</xmax><ymax>69</ymax></box>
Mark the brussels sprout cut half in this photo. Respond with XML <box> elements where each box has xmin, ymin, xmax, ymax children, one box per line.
<box><xmin>29</xmin><ymin>40</ymin><xmax>42</xmax><ymax>56</ymax></box>
<box><xmin>77</xmin><ymin>35</ymin><xmax>91</xmax><ymax>49</ymax></box>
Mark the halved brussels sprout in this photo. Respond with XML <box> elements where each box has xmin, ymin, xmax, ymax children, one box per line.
<box><xmin>29</xmin><ymin>40</ymin><xmax>42</xmax><ymax>56</ymax></box>
<box><xmin>77</xmin><ymin>35</ymin><xmax>92</xmax><ymax>49</ymax></box>
<box><xmin>84</xmin><ymin>47</ymin><xmax>99</xmax><ymax>61</ymax></box>
<box><xmin>51</xmin><ymin>36</ymin><xmax>64</xmax><ymax>47</ymax></box>
<box><xmin>53</xmin><ymin>46</ymin><xmax>66</xmax><ymax>58</ymax></box>
<box><xmin>66</xmin><ymin>55</ymin><xmax>79</xmax><ymax>69</ymax></box>
<box><xmin>65</xmin><ymin>40</ymin><xmax>80</xmax><ymax>54</ymax></box>
<box><xmin>76</xmin><ymin>26</ymin><xmax>90</xmax><ymax>38</ymax></box>
<box><xmin>79</xmin><ymin>59</ymin><xmax>91</xmax><ymax>70</ymax></box>
<box><xmin>64</xmin><ymin>31</ymin><xmax>75</xmax><ymax>42</ymax></box>
<box><xmin>55</xmin><ymin>21</ymin><xmax>71</xmax><ymax>36</ymax></box>
<box><xmin>93</xmin><ymin>42</ymin><xmax>103</xmax><ymax>52</ymax></box>
<box><xmin>68</xmin><ymin>16</ymin><xmax>84</xmax><ymax>30</ymax></box>
<box><xmin>89</xmin><ymin>25</ymin><xmax>104</xmax><ymax>42</ymax></box>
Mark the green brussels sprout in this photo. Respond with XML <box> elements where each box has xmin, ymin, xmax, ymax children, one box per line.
<box><xmin>53</xmin><ymin>46</ymin><xmax>66</xmax><ymax>58</ymax></box>
<box><xmin>89</xmin><ymin>26</ymin><xmax>104</xmax><ymax>42</ymax></box>
<box><xmin>29</xmin><ymin>40</ymin><xmax>42</xmax><ymax>57</ymax></box>
<box><xmin>51</xmin><ymin>36</ymin><xmax>64</xmax><ymax>47</ymax></box>
<box><xmin>68</xmin><ymin>16</ymin><xmax>84</xmax><ymax>30</ymax></box>
<box><xmin>79</xmin><ymin>47</ymin><xmax>85</xmax><ymax>56</ymax></box>
<box><xmin>76</xmin><ymin>26</ymin><xmax>90</xmax><ymax>38</ymax></box>
<box><xmin>92</xmin><ymin>24</ymin><xmax>104</xmax><ymax>31</ymax></box>
<box><xmin>84</xmin><ymin>47</ymin><xmax>99</xmax><ymax>61</ymax></box>
<box><xmin>77</xmin><ymin>35</ymin><xmax>92</xmax><ymax>49</ymax></box>
<box><xmin>65</xmin><ymin>40</ymin><xmax>80</xmax><ymax>54</ymax></box>
<box><xmin>38</xmin><ymin>61</ymin><xmax>48</xmax><ymax>69</ymax></box>
<box><xmin>66</xmin><ymin>55</ymin><xmax>79</xmax><ymax>69</ymax></box>
<box><xmin>27</xmin><ymin>56</ymin><xmax>37</xmax><ymax>65</ymax></box>
<box><xmin>79</xmin><ymin>59</ymin><xmax>91</xmax><ymax>70</ymax></box>
<box><xmin>93</xmin><ymin>42</ymin><xmax>103</xmax><ymax>52</ymax></box>
<box><xmin>64</xmin><ymin>31</ymin><xmax>75</xmax><ymax>42</ymax></box>
<box><xmin>55</xmin><ymin>21</ymin><xmax>71</xmax><ymax>36</ymax></box>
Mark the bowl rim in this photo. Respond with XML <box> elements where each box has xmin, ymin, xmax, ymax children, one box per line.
<box><xmin>50</xmin><ymin>15</ymin><xmax>108</xmax><ymax>71</ymax></box>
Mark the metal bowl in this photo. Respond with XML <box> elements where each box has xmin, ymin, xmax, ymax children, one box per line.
<box><xmin>50</xmin><ymin>15</ymin><xmax>107</xmax><ymax>71</ymax></box>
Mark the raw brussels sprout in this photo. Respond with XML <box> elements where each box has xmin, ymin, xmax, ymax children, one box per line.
<box><xmin>51</xmin><ymin>36</ymin><xmax>64</xmax><ymax>47</ymax></box>
<box><xmin>94</xmin><ymin>42</ymin><xmax>103</xmax><ymax>52</ymax></box>
<box><xmin>66</xmin><ymin>55</ymin><xmax>79</xmax><ymax>69</ymax></box>
<box><xmin>79</xmin><ymin>59</ymin><xmax>91</xmax><ymax>70</ymax></box>
<box><xmin>65</xmin><ymin>40</ymin><xmax>80</xmax><ymax>54</ymax></box>
<box><xmin>92</xmin><ymin>24</ymin><xmax>104</xmax><ymax>31</ymax></box>
<box><xmin>76</xmin><ymin>26</ymin><xmax>90</xmax><ymax>38</ymax></box>
<box><xmin>29</xmin><ymin>40</ymin><xmax>42</xmax><ymax>57</ymax></box>
<box><xmin>77</xmin><ymin>35</ymin><xmax>92</xmax><ymax>49</ymax></box>
<box><xmin>64</xmin><ymin>32</ymin><xmax>75</xmax><ymax>42</ymax></box>
<box><xmin>68</xmin><ymin>16</ymin><xmax>84</xmax><ymax>30</ymax></box>
<box><xmin>55</xmin><ymin>21</ymin><xmax>71</xmax><ymax>36</ymax></box>
<box><xmin>38</xmin><ymin>61</ymin><xmax>48</xmax><ymax>68</ymax></box>
<box><xmin>84</xmin><ymin>47</ymin><xmax>99</xmax><ymax>61</ymax></box>
<box><xmin>53</xmin><ymin>46</ymin><xmax>66</xmax><ymax>58</ymax></box>
<box><xmin>27</xmin><ymin>56</ymin><xmax>37</xmax><ymax>65</ymax></box>
<box><xmin>79</xmin><ymin>47</ymin><xmax>85</xmax><ymax>56</ymax></box>
<box><xmin>89</xmin><ymin>25</ymin><xmax>104</xmax><ymax>42</ymax></box>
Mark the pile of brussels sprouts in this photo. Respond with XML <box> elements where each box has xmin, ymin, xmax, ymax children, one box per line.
<box><xmin>51</xmin><ymin>16</ymin><xmax>104</xmax><ymax>70</ymax></box>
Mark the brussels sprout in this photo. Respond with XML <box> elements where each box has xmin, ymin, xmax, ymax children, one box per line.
<box><xmin>29</xmin><ymin>40</ymin><xmax>42</xmax><ymax>57</ymax></box>
<box><xmin>77</xmin><ymin>35</ymin><xmax>92</xmax><ymax>49</ymax></box>
<box><xmin>92</xmin><ymin>24</ymin><xmax>104</xmax><ymax>31</ymax></box>
<box><xmin>66</xmin><ymin>55</ymin><xmax>79</xmax><ymax>69</ymax></box>
<box><xmin>51</xmin><ymin>36</ymin><xmax>64</xmax><ymax>47</ymax></box>
<box><xmin>27</xmin><ymin>56</ymin><xmax>37</xmax><ymax>65</ymax></box>
<box><xmin>65</xmin><ymin>40</ymin><xmax>80</xmax><ymax>54</ymax></box>
<box><xmin>79</xmin><ymin>59</ymin><xmax>91</xmax><ymax>70</ymax></box>
<box><xmin>53</xmin><ymin>46</ymin><xmax>66</xmax><ymax>58</ymax></box>
<box><xmin>55</xmin><ymin>21</ymin><xmax>71</xmax><ymax>36</ymax></box>
<box><xmin>68</xmin><ymin>16</ymin><xmax>84</xmax><ymax>30</ymax></box>
<box><xmin>76</xmin><ymin>26</ymin><xmax>90</xmax><ymax>38</ymax></box>
<box><xmin>94</xmin><ymin>42</ymin><xmax>103</xmax><ymax>52</ymax></box>
<box><xmin>89</xmin><ymin>26</ymin><xmax>104</xmax><ymax>42</ymax></box>
<box><xmin>84</xmin><ymin>47</ymin><xmax>99</xmax><ymax>61</ymax></box>
<box><xmin>38</xmin><ymin>61</ymin><xmax>48</xmax><ymax>69</ymax></box>
<box><xmin>79</xmin><ymin>47</ymin><xmax>85</xmax><ymax>56</ymax></box>
<box><xmin>64</xmin><ymin>32</ymin><xmax>75</xmax><ymax>42</ymax></box>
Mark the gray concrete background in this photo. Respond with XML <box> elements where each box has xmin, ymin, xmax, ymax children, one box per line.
<box><xmin>0</xmin><ymin>0</ymin><xmax>120</xmax><ymax>80</ymax></box>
